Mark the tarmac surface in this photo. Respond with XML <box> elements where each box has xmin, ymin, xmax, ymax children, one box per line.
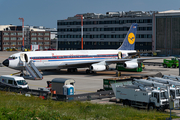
<box><xmin>1</xmin><ymin>51</ymin><xmax>180</xmax><ymax>118</ymax></box>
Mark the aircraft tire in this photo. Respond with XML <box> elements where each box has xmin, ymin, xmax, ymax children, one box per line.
<box><xmin>86</xmin><ymin>69</ymin><xmax>90</xmax><ymax>74</ymax></box>
<box><xmin>73</xmin><ymin>68</ymin><xmax>77</xmax><ymax>72</ymax></box>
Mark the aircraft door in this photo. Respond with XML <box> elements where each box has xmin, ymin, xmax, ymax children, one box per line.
<box><xmin>20</xmin><ymin>53</ymin><xmax>28</xmax><ymax>62</ymax></box>
<box><xmin>118</xmin><ymin>52</ymin><xmax>122</xmax><ymax>59</ymax></box>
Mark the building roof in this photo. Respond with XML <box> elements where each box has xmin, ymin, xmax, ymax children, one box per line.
<box><xmin>156</xmin><ymin>10</ymin><xmax>180</xmax><ymax>16</ymax></box>
<box><xmin>159</xmin><ymin>10</ymin><xmax>180</xmax><ymax>14</ymax></box>
<box><xmin>0</xmin><ymin>25</ymin><xmax>15</xmax><ymax>31</ymax></box>
<box><xmin>0</xmin><ymin>25</ymin><xmax>56</xmax><ymax>32</ymax></box>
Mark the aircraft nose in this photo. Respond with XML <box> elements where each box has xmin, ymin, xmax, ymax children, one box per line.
<box><xmin>2</xmin><ymin>59</ymin><xmax>9</xmax><ymax>67</ymax></box>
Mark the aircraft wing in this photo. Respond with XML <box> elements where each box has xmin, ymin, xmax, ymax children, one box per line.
<box><xmin>128</xmin><ymin>50</ymin><xmax>161</xmax><ymax>56</ymax></box>
<box><xmin>58</xmin><ymin>56</ymin><xmax>172</xmax><ymax>68</ymax></box>
<box><xmin>136</xmin><ymin>56</ymin><xmax>173</xmax><ymax>62</ymax></box>
<box><xmin>105</xmin><ymin>56</ymin><xmax>172</xmax><ymax>64</ymax></box>
<box><xmin>58</xmin><ymin>59</ymin><xmax>132</xmax><ymax>68</ymax></box>
<box><xmin>123</xmin><ymin>50</ymin><xmax>161</xmax><ymax>59</ymax></box>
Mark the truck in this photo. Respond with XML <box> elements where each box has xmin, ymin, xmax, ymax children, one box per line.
<box><xmin>112</xmin><ymin>79</ymin><xmax>171</xmax><ymax>110</ymax></box>
<box><xmin>162</xmin><ymin>57</ymin><xmax>179</xmax><ymax>68</ymax></box>
<box><xmin>147</xmin><ymin>77</ymin><xmax>180</xmax><ymax>101</ymax></box>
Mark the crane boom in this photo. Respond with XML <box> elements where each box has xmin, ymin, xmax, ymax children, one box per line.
<box><xmin>163</xmin><ymin>75</ymin><xmax>180</xmax><ymax>81</ymax></box>
<box><xmin>148</xmin><ymin>77</ymin><xmax>180</xmax><ymax>86</ymax></box>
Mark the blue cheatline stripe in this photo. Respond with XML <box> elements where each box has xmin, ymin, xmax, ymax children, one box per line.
<box><xmin>33</xmin><ymin>57</ymin><xmax>118</xmax><ymax>62</ymax></box>
<box><xmin>30</xmin><ymin>54</ymin><xmax>118</xmax><ymax>60</ymax></box>
<box><xmin>48</xmin><ymin>58</ymin><xmax>113</xmax><ymax>61</ymax></box>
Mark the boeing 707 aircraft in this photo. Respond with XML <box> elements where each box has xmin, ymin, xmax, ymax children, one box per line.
<box><xmin>2</xmin><ymin>23</ymin><xmax>165</xmax><ymax>76</ymax></box>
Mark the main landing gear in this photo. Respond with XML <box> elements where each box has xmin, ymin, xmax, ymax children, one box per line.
<box><xmin>67</xmin><ymin>68</ymin><xmax>77</xmax><ymax>73</ymax></box>
<box><xmin>86</xmin><ymin>69</ymin><xmax>95</xmax><ymax>74</ymax></box>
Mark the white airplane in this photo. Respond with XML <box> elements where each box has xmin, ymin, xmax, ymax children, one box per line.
<box><xmin>2</xmin><ymin>23</ymin><xmax>165</xmax><ymax>74</ymax></box>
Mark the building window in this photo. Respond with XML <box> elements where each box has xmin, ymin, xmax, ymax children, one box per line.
<box><xmin>3</xmin><ymin>42</ymin><xmax>9</xmax><ymax>45</ymax></box>
<box><xmin>31</xmin><ymin>42</ymin><xmax>37</xmax><ymax>45</ymax></box>
<box><xmin>4</xmin><ymin>47</ymin><xmax>9</xmax><ymax>50</ymax></box>
<box><xmin>3</xmin><ymin>32</ymin><xmax>9</xmax><ymax>35</ymax></box>
<box><xmin>11</xmin><ymin>37</ymin><xmax>16</xmax><ymax>40</ymax></box>
<box><xmin>44</xmin><ymin>37</ymin><xmax>49</xmax><ymax>40</ymax></box>
<box><xmin>147</xmin><ymin>27</ymin><xmax>152</xmax><ymax>30</ymax></box>
<box><xmin>38</xmin><ymin>42</ymin><xmax>43</xmax><ymax>45</ymax></box>
<box><xmin>18</xmin><ymin>42</ymin><xmax>22</xmax><ymax>45</ymax></box>
<box><xmin>11</xmin><ymin>33</ymin><xmax>16</xmax><ymax>35</ymax></box>
<box><xmin>147</xmin><ymin>34</ymin><xmax>152</xmax><ymax>38</ymax></box>
<box><xmin>38</xmin><ymin>37</ymin><xmax>43</xmax><ymax>40</ymax></box>
<box><xmin>31</xmin><ymin>33</ymin><xmax>37</xmax><ymax>36</ymax></box>
<box><xmin>11</xmin><ymin>42</ymin><xmax>16</xmax><ymax>45</ymax></box>
<box><xmin>38</xmin><ymin>33</ymin><xmax>44</xmax><ymax>36</ymax></box>
<box><xmin>44</xmin><ymin>42</ymin><xmax>49</xmax><ymax>45</ymax></box>
<box><xmin>44</xmin><ymin>33</ymin><xmax>49</xmax><ymax>36</ymax></box>
<box><xmin>44</xmin><ymin>46</ymin><xmax>49</xmax><ymax>49</ymax></box>
<box><xmin>18</xmin><ymin>37</ymin><xmax>22</xmax><ymax>40</ymax></box>
<box><xmin>31</xmin><ymin>37</ymin><xmax>37</xmax><ymax>40</ymax></box>
<box><xmin>3</xmin><ymin>37</ymin><xmax>9</xmax><ymax>40</ymax></box>
<box><xmin>18</xmin><ymin>33</ymin><xmax>23</xmax><ymax>36</ymax></box>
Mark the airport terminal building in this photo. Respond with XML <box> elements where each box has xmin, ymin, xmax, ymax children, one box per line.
<box><xmin>57</xmin><ymin>10</ymin><xmax>180</xmax><ymax>56</ymax></box>
<box><xmin>155</xmin><ymin>10</ymin><xmax>180</xmax><ymax>56</ymax></box>
<box><xmin>57</xmin><ymin>11</ymin><xmax>153</xmax><ymax>51</ymax></box>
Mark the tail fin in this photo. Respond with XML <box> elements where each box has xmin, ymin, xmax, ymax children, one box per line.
<box><xmin>118</xmin><ymin>23</ymin><xmax>138</xmax><ymax>50</ymax></box>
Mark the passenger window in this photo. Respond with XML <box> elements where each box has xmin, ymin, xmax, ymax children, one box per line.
<box><xmin>14</xmin><ymin>81</ymin><xmax>17</xmax><ymax>86</ymax></box>
<box><xmin>8</xmin><ymin>80</ymin><xmax>13</xmax><ymax>85</ymax></box>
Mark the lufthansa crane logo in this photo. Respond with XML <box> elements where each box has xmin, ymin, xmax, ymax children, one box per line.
<box><xmin>128</xmin><ymin>33</ymin><xmax>135</xmax><ymax>44</ymax></box>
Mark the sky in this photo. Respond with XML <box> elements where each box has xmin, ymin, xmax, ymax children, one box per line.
<box><xmin>0</xmin><ymin>0</ymin><xmax>180</xmax><ymax>28</ymax></box>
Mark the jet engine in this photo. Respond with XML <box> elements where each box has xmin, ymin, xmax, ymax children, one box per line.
<box><xmin>123</xmin><ymin>61</ymin><xmax>138</xmax><ymax>69</ymax></box>
<box><xmin>90</xmin><ymin>65</ymin><xmax>106</xmax><ymax>71</ymax></box>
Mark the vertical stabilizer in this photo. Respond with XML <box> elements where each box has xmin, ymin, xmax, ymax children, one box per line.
<box><xmin>118</xmin><ymin>23</ymin><xmax>138</xmax><ymax>50</ymax></box>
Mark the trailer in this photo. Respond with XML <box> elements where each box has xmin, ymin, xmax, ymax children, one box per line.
<box><xmin>103</xmin><ymin>76</ymin><xmax>132</xmax><ymax>90</ymax></box>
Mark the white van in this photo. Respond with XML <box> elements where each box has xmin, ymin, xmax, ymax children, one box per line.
<box><xmin>0</xmin><ymin>75</ymin><xmax>29</xmax><ymax>89</ymax></box>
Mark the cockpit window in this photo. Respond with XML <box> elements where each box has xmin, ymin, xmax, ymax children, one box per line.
<box><xmin>9</xmin><ymin>56</ymin><xmax>17</xmax><ymax>59</ymax></box>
